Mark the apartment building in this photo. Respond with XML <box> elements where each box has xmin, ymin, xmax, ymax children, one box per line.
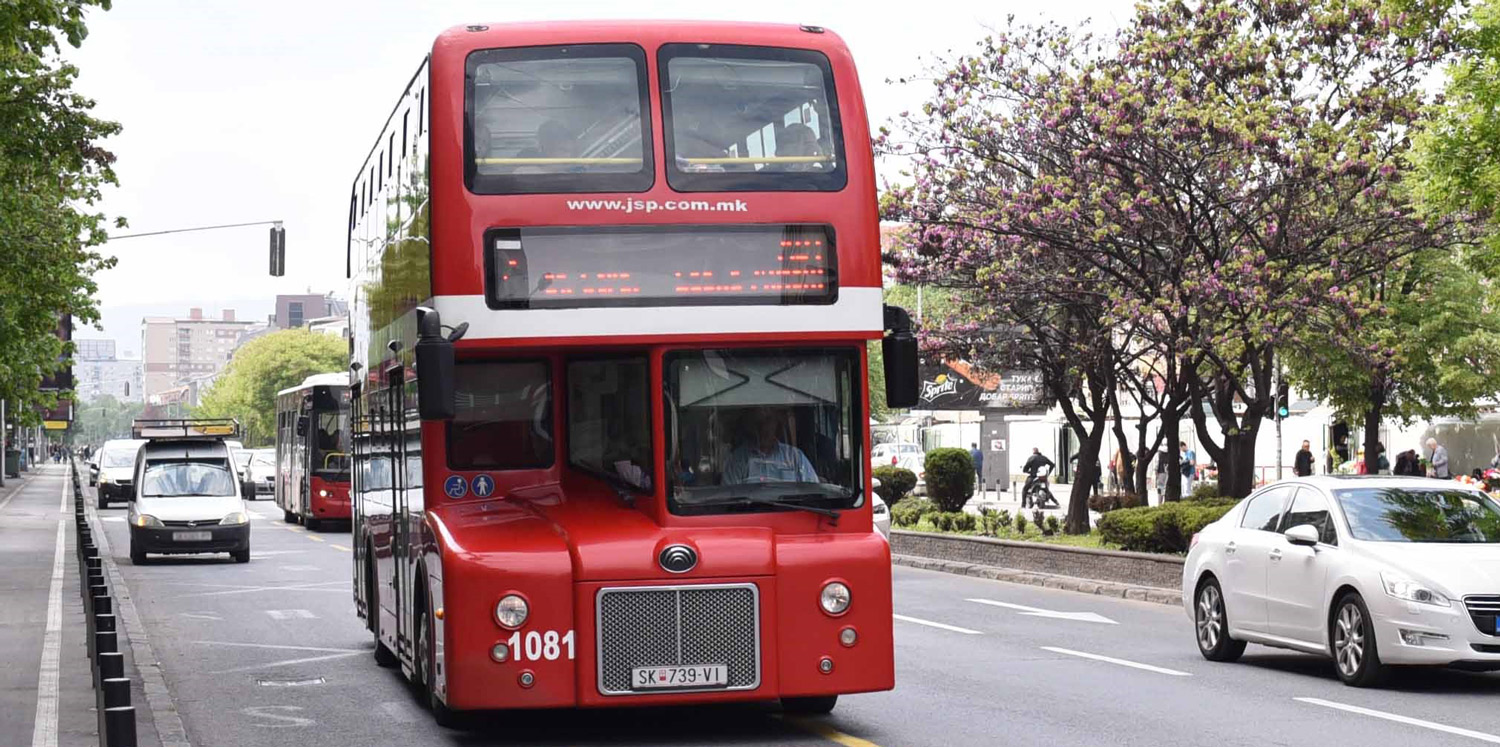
<box><xmin>141</xmin><ymin>308</ymin><xmax>255</xmax><ymax>403</ymax></box>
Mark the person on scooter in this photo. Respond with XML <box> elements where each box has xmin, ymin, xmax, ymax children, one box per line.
<box><xmin>1021</xmin><ymin>448</ymin><xmax>1054</xmax><ymax>508</ymax></box>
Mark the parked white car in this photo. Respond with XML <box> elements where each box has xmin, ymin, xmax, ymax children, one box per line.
<box><xmin>871</xmin><ymin>495</ymin><xmax>890</xmax><ymax>538</ymax></box>
<box><xmin>871</xmin><ymin>442</ymin><xmax>926</xmax><ymax>493</ymax></box>
<box><xmin>1184</xmin><ymin>476</ymin><xmax>1500</xmax><ymax>686</ymax></box>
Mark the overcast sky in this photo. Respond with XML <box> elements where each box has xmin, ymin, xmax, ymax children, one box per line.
<box><xmin>67</xmin><ymin>0</ymin><xmax>1131</xmax><ymax>350</ymax></box>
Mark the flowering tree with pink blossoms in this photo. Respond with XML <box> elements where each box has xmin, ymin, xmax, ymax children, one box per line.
<box><xmin>883</xmin><ymin>1</ymin><xmax>1464</xmax><ymax>515</ymax></box>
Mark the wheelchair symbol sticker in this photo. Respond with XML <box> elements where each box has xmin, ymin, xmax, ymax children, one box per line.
<box><xmin>443</xmin><ymin>475</ymin><xmax>468</xmax><ymax>499</ymax></box>
<box><xmin>471</xmin><ymin>474</ymin><xmax>495</xmax><ymax>498</ymax></box>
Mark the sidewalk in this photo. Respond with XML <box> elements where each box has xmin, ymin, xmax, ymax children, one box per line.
<box><xmin>0</xmin><ymin>465</ymin><xmax>163</xmax><ymax>747</ymax></box>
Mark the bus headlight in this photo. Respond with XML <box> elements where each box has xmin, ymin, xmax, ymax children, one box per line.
<box><xmin>820</xmin><ymin>582</ymin><xmax>851</xmax><ymax>616</ymax></box>
<box><xmin>318</xmin><ymin>489</ymin><xmax>328</xmax><ymax>498</ymax></box>
<box><xmin>495</xmin><ymin>594</ymin><xmax>529</xmax><ymax>629</ymax></box>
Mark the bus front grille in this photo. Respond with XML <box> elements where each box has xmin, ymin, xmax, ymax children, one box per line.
<box><xmin>595</xmin><ymin>583</ymin><xmax>760</xmax><ymax>695</ymax></box>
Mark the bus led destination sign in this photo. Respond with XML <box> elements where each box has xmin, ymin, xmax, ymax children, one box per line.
<box><xmin>485</xmin><ymin>224</ymin><xmax>837</xmax><ymax>308</ymax></box>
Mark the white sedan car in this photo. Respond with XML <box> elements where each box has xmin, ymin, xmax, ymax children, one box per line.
<box><xmin>1184</xmin><ymin>476</ymin><xmax>1500</xmax><ymax>686</ymax></box>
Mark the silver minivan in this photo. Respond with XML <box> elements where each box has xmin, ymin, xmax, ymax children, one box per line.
<box><xmin>128</xmin><ymin>438</ymin><xmax>251</xmax><ymax>564</ymax></box>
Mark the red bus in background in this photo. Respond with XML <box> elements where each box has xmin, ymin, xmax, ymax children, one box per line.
<box><xmin>274</xmin><ymin>373</ymin><xmax>352</xmax><ymax>530</ymax></box>
<box><xmin>347</xmin><ymin>20</ymin><xmax>918</xmax><ymax>727</ymax></box>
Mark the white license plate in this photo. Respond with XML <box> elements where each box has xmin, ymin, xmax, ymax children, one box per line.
<box><xmin>630</xmin><ymin>664</ymin><xmax>728</xmax><ymax>690</ymax></box>
<box><xmin>173</xmin><ymin>531</ymin><xmax>212</xmax><ymax>542</ymax></box>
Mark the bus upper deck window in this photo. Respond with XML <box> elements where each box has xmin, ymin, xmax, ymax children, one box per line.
<box><xmin>659</xmin><ymin>44</ymin><xmax>847</xmax><ymax>193</ymax></box>
<box><xmin>465</xmin><ymin>44</ymin><xmax>653</xmax><ymax>195</ymax></box>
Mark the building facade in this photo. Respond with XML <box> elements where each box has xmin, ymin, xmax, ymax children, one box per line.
<box><xmin>141</xmin><ymin>308</ymin><xmax>255</xmax><ymax>404</ymax></box>
<box><xmin>275</xmin><ymin>293</ymin><xmax>347</xmax><ymax>330</ymax></box>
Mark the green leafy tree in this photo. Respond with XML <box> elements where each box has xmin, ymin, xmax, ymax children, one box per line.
<box><xmin>195</xmin><ymin>330</ymin><xmax>347</xmax><ymax>446</ymax></box>
<box><xmin>0</xmin><ymin>1</ymin><xmax>120</xmax><ymax>423</ymax></box>
<box><xmin>74</xmin><ymin>394</ymin><xmax>143</xmax><ymax>446</ymax></box>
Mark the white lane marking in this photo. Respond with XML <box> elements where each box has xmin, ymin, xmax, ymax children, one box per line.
<box><xmin>967</xmin><ymin>598</ymin><xmax>1118</xmax><ymax>624</ymax></box>
<box><xmin>210</xmin><ymin>651</ymin><xmax>364</xmax><ymax>675</ymax></box>
<box><xmin>177</xmin><ymin>580</ymin><xmax>344</xmax><ymax>598</ymax></box>
<box><xmin>893</xmin><ymin>613</ymin><xmax>982</xmax><ymax>635</ymax></box>
<box><xmin>242</xmin><ymin>705</ymin><xmax>315</xmax><ymax>728</ymax></box>
<box><xmin>99</xmin><ymin>516</ymin><xmax>126</xmax><ymax>523</ymax></box>
<box><xmin>279</xmin><ymin>565</ymin><xmax>320</xmax><ymax>571</ymax></box>
<box><xmin>180</xmin><ymin>613</ymin><xmax>222</xmax><ymax>621</ymax></box>
<box><xmin>1296</xmin><ymin>697</ymin><xmax>1500</xmax><ymax>744</ymax></box>
<box><xmin>28</xmin><ymin>470</ymin><xmax>68</xmax><ymax>747</ymax></box>
<box><xmin>265</xmin><ymin>609</ymin><xmax>317</xmax><ymax>620</ymax></box>
<box><xmin>1040</xmin><ymin>647</ymin><xmax>1191</xmax><ymax>677</ymax></box>
<box><xmin>196</xmin><ymin>641</ymin><xmax>363</xmax><ymax>653</ymax></box>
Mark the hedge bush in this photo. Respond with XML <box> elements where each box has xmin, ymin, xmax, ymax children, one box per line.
<box><xmin>924</xmin><ymin>447</ymin><xmax>975</xmax><ymax>512</ymax></box>
<box><xmin>872</xmin><ymin>466</ymin><xmax>918</xmax><ymax>505</ymax></box>
<box><xmin>930</xmin><ymin>511</ymin><xmax>977</xmax><ymax>532</ymax></box>
<box><xmin>1088</xmin><ymin>492</ymin><xmax>1145</xmax><ymax>513</ymax></box>
<box><xmin>1096</xmin><ymin>499</ymin><xmax>1237</xmax><ymax>553</ymax></box>
<box><xmin>891</xmin><ymin>498</ymin><xmax>938</xmax><ymax>528</ymax></box>
<box><xmin>1187</xmin><ymin>482</ymin><xmax>1222</xmax><ymax>502</ymax></box>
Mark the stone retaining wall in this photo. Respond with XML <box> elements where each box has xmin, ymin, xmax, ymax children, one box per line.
<box><xmin>890</xmin><ymin>529</ymin><xmax>1185</xmax><ymax>590</ymax></box>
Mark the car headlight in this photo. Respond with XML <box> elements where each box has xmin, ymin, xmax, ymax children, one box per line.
<box><xmin>872</xmin><ymin>502</ymin><xmax>888</xmax><ymax>516</ymax></box>
<box><xmin>820</xmin><ymin>581</ymin><xmax>851</xmax><ymax>615</ymax></box>
<box><xmin>495</xmin><ymin>594</ymin><xmax>529</xmax><ymax>629</ymax></box>
<box><xmin>1381</xmin><ymin>572</ymin><xmax>1450</xmax><ymax>607</ymax></box>
<box><xmin>132</xmin><ymin>514</ymin><xmax>163</xmax><ymax>528</ymax></box>
<box><xmin>219</xmin><ymin>512</ymin><xmax>249</xmax><ymax>526</ymax></box>
<box><xmin>100</xmin><ymin>476</ymin><xmax>113</xmax><ymax>485</ymax></box>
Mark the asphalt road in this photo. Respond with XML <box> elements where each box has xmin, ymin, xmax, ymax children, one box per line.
<box><xmin>88</xmin><ymin>484</ymin><xmax>1500</xmax><ymax>747</ymax></box>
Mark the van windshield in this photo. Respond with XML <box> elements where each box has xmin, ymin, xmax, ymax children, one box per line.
<box><xmin>102</xmin><ymin>449</ymin><xmax>137</xmax><ymax>468</ymax></box>
<box><xmin>142</xmin><ymin>460</ymin><xmax>237</xmax><ymax>498</ymax></box>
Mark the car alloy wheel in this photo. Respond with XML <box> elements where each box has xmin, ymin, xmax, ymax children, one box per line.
<box><xmin>1334</xmin><ymin>602</ymin><xmax>1364</xmax><ymax>677</ymax></box>
<box><xmin>1193</xmin><ymin>578</ymin><xmax>1245</xmax><ymax>662</ymax></box>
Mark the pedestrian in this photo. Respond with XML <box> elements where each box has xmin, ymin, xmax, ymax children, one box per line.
<box><xmin>1376</xmin><ymin>443</ymin><xmax>1390</xmax><ymax>474</ymax></box>
<box><xmin>1427</xmin><ymin>437</ymin><xmax>1451</xmax><ymax>479</ymax></box>
<box><xmin>968</xmin><ymin>443</ymin><xmax>984</xmax><ymax>496</ymax></box>
<box><xmin>1392</xmin><ymin>449</ymin><xmax>1418</xmax><ymax>476</ymax></box>
<box><xmin>1294</xmin><ymin>440</ymin><xmax>1314</xmax><ymax>477</ymax></box>
<box><xmin>1154</xmin><ymin>449</ymin><xmax>1169</xmax><ymax>502</ymax></box>
<box><xmin>1180</xmin><ymin>441</ymin><xmax>1196</xmax><ymax>496</ymax></box>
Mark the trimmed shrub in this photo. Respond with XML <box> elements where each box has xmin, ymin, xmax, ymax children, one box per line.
<box><xmin>1044</xmin><ymin>515</ymin><xmax>1062</xmax><ymax>536</ymax></box>
<box><xmin>1089</xmin><ymin>492</ymin><xmax>1145</xmax><ymax>513</ymax></box>
<box><xmin>872</xmin><ymin>466</ymin><xmax>918</xmax><ymax>504</ymax></box>
<box><xmin>1096</xmin><ymin>500</ymin><xmax>1237</xmax><ymax>553</ymax></box>
<box><xmin>1015</xmin><ymin>511</ymin><xmax>1029</xmax><ymax>534</ymax></box>
<box><xmin>891</xmin><ymin>498</ymin><xmax>938</xmax><ymax>528</ymax></box>
<box><xmin>925</xmin><ymin>447</ymin><xmax>975</xmax><ymax>512</ymax></box>
<box><xmin>930</xmin><ymin>511</ymin><xmax>977</xmax><ymax>533</ymax></box>
<box><xmin>1032</xmin><ymin>509</ymin><xmax>1047</xmax><ymax>533</ymax></box>
<box><xmin>1187</xmin><ymin>482</ymin><xmax>1222</xmax><ymax>502</ymax></box>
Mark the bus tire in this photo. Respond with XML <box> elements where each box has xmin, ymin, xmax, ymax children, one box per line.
<box><xmin>283</xmin><ymin>509</ymin><xmax>297</xmax><ymax>524</ymax></box>
<box><xmin>369</xmin><ymin>556</ymin><xmax>398</xmax><ymax>667</ymax></box>
<box><xmin>418</xmin><ymin>593</ymin><xmax>461</xmax><ymax>728</ymax></box>
<box><xmin>782</xmin><ymin>696</ymin><xmax>838</xmax><ymax>715</ymax></box>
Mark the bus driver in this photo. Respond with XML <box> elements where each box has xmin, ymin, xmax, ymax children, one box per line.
<box><xmin>723</xmin><ymin>408</ymin><xmax>818</xmax><ymax>485</ymax></box>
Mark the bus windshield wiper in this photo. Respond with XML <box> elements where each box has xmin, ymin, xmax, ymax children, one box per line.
<box><xmin>699</xmin><ymin>495</ymin><xmax>841</xmax><ymax>523</ymax></box>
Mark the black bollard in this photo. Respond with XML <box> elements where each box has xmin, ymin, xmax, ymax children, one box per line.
<box><xmin>96</xmin><ymin>651</ymin><xmax>124</xmax><ymax>681</ymax></box>
<box><xmin>88</xmin><ymin>584</ymin><xmax>108</xmax><ymax>617</ymax></box>
<box><xmin>94</xmin><ymin>629</ymin><xmax>116</xmax><ymax>660</ymax></box>
<box><xmin>102</xmin><ymin>706</ymin><xmax>137</xmax><ymax>747</ymax></box>
<box><xmin>98</xmin><ymin>677</ymin><xmax>132</xmax><ymax>740</ymax></box>
<box><xmin>91</xmin><ymin>614</ymin><xmax>116</xmax><ymax>662</ymax></box>
<box><xmin>92</xmin><ymin>593</ymin><xmax>112</xmax><ymax>617</ymax></box>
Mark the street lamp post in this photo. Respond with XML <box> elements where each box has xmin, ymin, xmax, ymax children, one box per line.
<box><xmin>105</xmin><ymin>220</ymin><xmax>286</xmax><ymax>277</ymax></box>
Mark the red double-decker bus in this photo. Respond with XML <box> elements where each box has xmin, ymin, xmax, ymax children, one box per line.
<box><xmin>274</xmin><ymin>373</ymin><xmax>352</xmax><ymax>530</ymax></box>
<box><xmin>347</xmin><ymin>20</ymin><xmax>917</xmax><ymax>727</ymax></box>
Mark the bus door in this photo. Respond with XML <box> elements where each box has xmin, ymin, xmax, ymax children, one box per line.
<box><xmin>386</xmin><ymin>366</ymin><xmax>414</xmax><ymax>661</ymax></box>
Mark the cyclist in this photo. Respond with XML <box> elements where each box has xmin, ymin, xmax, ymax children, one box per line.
<box><xmin>1021</xmin><ymin>448</ymin><xmax>1054</xmax><ymax>508</ymax></box>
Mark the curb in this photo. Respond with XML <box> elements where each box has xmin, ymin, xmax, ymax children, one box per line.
<box><xmin>892</xmin><ymin>553</ymin><xmax>1183</xmax><ymax>607</ymax></box>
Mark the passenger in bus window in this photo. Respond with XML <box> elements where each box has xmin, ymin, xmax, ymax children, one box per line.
<box><xmin>722</xmin><ymin>408</ymin><xmax>817</xmax><ymax>485</ymax></box>
<box><xmin>777</xmin><ymin>122</ymin><xmax>823</xmax><ymax>171</ymax></box>
<box><xmin>516</xmin><ymin>120</ymin><xmax>578</xmax><ymax>173</ymax></box>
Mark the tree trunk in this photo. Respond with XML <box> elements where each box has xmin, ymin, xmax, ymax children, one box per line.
<box><xmin>1110</xmin><ymin>395</ymin><xmax>1136</xmax><ymax>495</ymax></box>
<box><xmin>1067</xmin><ymin>418</ymin><xmax>1106</xmax><ymax>534</ymax></box>
<box><xmin>1363</xmin><ymin>383</ymin><xmax>1385</xmax><ymax>476</ymax></box>
<box><xmin>1161</xmin><ymin>408</ymin><xmax>1182</xmax><ymax>502</ymax></box>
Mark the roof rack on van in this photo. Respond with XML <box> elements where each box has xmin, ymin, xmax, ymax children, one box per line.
<box><xmin>131</xmin><ymin>418</ymin><xmax>241</xmax><ymax>440</ymax></box>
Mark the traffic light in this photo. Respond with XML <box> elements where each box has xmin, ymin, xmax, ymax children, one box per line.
<box><xmin>268</xmin><ymin>224</ymin><xmax>286</xmax><ymax>277</ymax></box>
<box><xmin>1276</xmin><ymin>382</ymin><xmax>1290</xmax><ymax>419</ymax></box>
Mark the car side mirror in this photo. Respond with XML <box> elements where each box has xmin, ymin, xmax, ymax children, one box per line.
<box><xmin>1284</xmin><ymin>524</ymin><xmax>1319</xmax><ymax>547</ymax></box>
<box><xmin>88</xmin><ymin>463</ymin><xmax>97</xmax><ymax>471</ymax></box>
<box><xmin>871</xmin><ymin>477</ymin><xmax>883</xmax><ymax>490</ymax></box>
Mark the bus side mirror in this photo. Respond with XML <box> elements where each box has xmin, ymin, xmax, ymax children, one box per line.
<box><xmin>882</xmin><ymin>304</ymin><xmax>919</xmax><ymax>409</ymax></box>
<box><xmin>415</xmin><ymin>306</ymin><xmax>456</xmax><ymax>421</ymax></box>
<box><xmin>296</xmin><ymin>417</ymin><xmax>308</xmax><ymax>437</ymax></box>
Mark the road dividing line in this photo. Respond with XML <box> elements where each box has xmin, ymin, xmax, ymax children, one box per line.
<box><xmin>1040</xmin><ymin>647</ymin><xmax>1191</xmax><ymax>677</ymax></box>
<box><xmin>1296</xmin><ymin>697</ymin><xmax>1500</xmax><ymax>744</ymax></box>
<box><xmin>892</xmin><ymin>613</ymin><xmax>982</xmax><ymax>635</ymax></box>
<box><xmin>29</xmin><ymin>471</ymin><xmax>68</xmax><ymax>747</ymax></box>
<box><xmin>330</xmin><ymin>543</ymin><xmax>351</xmax><ymax>552</ymax></box>
<box><xmin>777</xmin><ymin>715</ymin><xmax>883</xmax><ymax>747</ymax></box>
<box><xmin>305</xmin><ymin>535</ymin><xmax>326</xmax><ymax>542</ymax></box>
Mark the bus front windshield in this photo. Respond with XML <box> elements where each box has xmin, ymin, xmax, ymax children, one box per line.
<box><xmin>665</xmin><ymin>348</ymin><xmax>861</xmax><ymax>515</ymax></box>
<box><xmin>313</xmin><ymin>411</ymin><xmax>350</xmax><ymax>481</ymax></box>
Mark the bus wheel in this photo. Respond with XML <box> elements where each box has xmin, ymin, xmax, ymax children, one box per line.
<box><xmin>418</xmin><ymin>599</ymin><xmax>461</xmax><ymax>728</ymax></box>
<box><xmin>781</xmin><ymin>696</ymin><xmax>838</xmax><ymax>715</ymax></box>
<box><xmin>282</xmin><ymin>509</ymin><xmax>297</xmax><ymax>524</ymax></box>
<box><xmin>369</xmin><ymin>558</ymin><xmax>397</xmax><ymax>667</ymax></box>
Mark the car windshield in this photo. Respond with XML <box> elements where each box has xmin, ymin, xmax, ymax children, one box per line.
<box><xmin>1336</xmin><ymin>487</ymin><xmax>1500</xmax><ymax>543</ymax></box>
<box><xmin>234</xmin><ymin>451</ymin><xmax>252</xmax><ymax>468</ymax></box>
<box><xmin>102</xmin><ymin>449</ymin><xmax>137</xmax><ymax>468</ymax></box>
<box><xmin>664</xmin><ymin>348</ymin><xmax>861</xmax><ymax>515</ymax></box>
<box><xmin>251</xmin><ymin>453</ymin><xmax>275</xmax><ymax>468</ymax></box>
<box><xmin>141</xmin><ymin>460</ymin><xmax>237</xmax><ymax>498</ymax></box>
